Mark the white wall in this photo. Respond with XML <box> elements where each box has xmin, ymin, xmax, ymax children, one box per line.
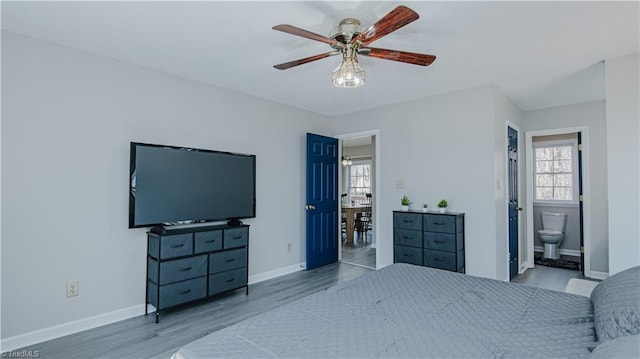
<box><xmin>522</xmin><ymin>100</ymin><xmax>609</xmax><ymax>273</ymax></box>
<box><xmin>1</xmin><ymin>31</ymin><xmax>329</xmax><ymax>342</ymax></box>
<box><xmin>328</xmin><ymin>85</ymin><xmax>505</xmax><ymax>279</ymax></box>
<box><xmin>605</xmin><ymin>53</ymin><xmax>640</xmax><ymax>275</ymax></box>
<box><xmin>342</xmin><ymin>144</ymin><xmax>373</xmax><ymax>196</ymax></box>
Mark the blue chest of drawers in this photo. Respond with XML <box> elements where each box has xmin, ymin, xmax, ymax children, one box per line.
<box><xmin>146</xmin><ymin>224</ymin><xmax>249</xmax><ymax>322</ymax></box>
<box><xmin>393</xmin><ymin>211</ymin><xmax>465</xmax><ymax>273</ymax></box>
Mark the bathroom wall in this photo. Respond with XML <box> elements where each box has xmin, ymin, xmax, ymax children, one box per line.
<box><xmin>533</xmin><ymin>205</ymin><xmax>581</xmax><ymax>255</ymax></box>
<box><xmin>532</xmin><ymin>133</ymin><xmax>581</xmax><ymax>257</ymax></box>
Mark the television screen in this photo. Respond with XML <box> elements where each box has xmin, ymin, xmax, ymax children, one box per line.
<box><xmin>129</xmin><ymin>142</ymin><xmax>256</xmax><ymax>228</ymax></box>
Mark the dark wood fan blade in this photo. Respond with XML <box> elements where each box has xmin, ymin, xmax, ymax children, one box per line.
<box><xmin>273</xmin><ymin>24</ymin><xmax>343</xmax><ymax>48</ymax></box>
<box><xmin>352</xmin><ymin>6</ymin><xmax>419</xmax><ymax>46</ymax></box>
<box><xmin>273</xmin><ymin>51</ymin><xmax>339</xmax><ymax>70</ymax></box>
<box><xmin>359</xmin><ymin>47</ymin><xmax>436</xmax><ymax>66</ymax></box>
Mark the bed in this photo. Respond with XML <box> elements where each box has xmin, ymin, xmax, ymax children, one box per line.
<box><xmin>172</xmin><ymin>263</ymin><xmax>640</xmax><ymax>358</ymax></box>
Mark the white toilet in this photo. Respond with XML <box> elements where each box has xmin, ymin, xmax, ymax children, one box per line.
<box><xmin>538</xmin><ymin>212</ymin><xmax>567</xmax><ymax>260</ymax></box>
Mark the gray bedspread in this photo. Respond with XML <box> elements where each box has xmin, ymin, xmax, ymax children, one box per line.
<box><xmin>172</xmin><ymin>263</ymin><xmax>596</xmax><ymax>358</ymax></box>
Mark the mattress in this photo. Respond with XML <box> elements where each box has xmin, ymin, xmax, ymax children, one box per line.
<box><xmin>172</xmin><ymin>263</ymin><xmax>596</xmax><ymax>358</ymax></box>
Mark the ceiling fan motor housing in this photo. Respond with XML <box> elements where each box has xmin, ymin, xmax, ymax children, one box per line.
<box><xmin>329</xmin><ymin>18</ymin><xmax>362</xmax><ymax>48</ymax></box>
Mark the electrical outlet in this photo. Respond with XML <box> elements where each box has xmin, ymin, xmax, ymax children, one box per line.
<box><xmin>395</xmin><ymin>179</ymin><xmax>404</xmax><ymax>189</ymax></box>
<box><xmin>287</xmin><ymin>243</ymin><xmax>292</xmax><ymax>252</ymax></box>
<box><xmin>66</xmin><ymin>280</ymin><xmax>79</xmax><ymax>298</ymax></box>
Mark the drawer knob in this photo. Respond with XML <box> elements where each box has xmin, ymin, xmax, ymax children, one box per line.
<box><xmin>434</xmin><ymin>222</ymin><xmax>445</xmax><ymax>226</ymax></box>
<box><xmin>178</xmin><ymin>289</ymin><xmax>192</xmax><ymax>295</ymax></box>
<box><xmin>434</xmin><ymin>240</ymin><xmax>445</xmax><ymax>244</ymax></box>
<box><xmin>225</xmin><ymin>278</ymin><xmax>235</xmax><ymax>283</ymax></box>
<box><xmin>171</xmin><ymin>244</ymin><xmax>185</xmax><ymax>248</ymax></box>
<box><xmin>178</xmin><ymin>267</ymin><xmax>192</xmax><ymax>272</ymax></box>
<box><xmin>204</xmin><ymin>239</ymin><xmax>217</xmax><ymax>243</ymax></box>
<box><xmin>403</xmin><ymin>220</ymin><xmax>413</xmax><ymax>223</ymax></box>
<box><xmin>434</xmin><ymin>258</ymin><xmax>444</xmax><ymax>262</ymax></box>
<box><xmin>232</xmin><ymin>236</ymin><xmax>242</xmax><ymax>240</ymax></box>
<box><xmin>226</xmin><ymin>259</ymin><xmax>236</xmax><ymax>263</ymax></box>
<box><xmin>403</xmin><ymin>254</ymin><xmax>413</xmax><ymax>257</ymax></box>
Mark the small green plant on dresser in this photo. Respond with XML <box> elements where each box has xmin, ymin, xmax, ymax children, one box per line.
<box><xmin>437</xmin><ymin>199</ymin><xmax>448</xmax><ymax>213</ymax></box>
<box><xmin>401</xmin><ymin>195</ymin><xmax>411</xmax><ymax>206</ymax></box>
<box><xmin>401</xmin><ymin>195</ymin><xmax>411</xmax><ymax>211</ymax></box>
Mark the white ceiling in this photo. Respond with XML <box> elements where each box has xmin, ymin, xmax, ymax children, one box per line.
<box><xmin>2</xmin><ymin>1</ymin><xmax>638</xmax><ymax>117</ymax></box>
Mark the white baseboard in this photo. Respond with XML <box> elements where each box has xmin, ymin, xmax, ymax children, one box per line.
<box><xmin>534</xmin><ymin>246</ymin><xmax>581</xmax><ymax>257</ymax></box>
<box><xmin>248</xmin><ymin>262</ymin><xmax>305</xmax><ymax>285</ymax></box>
<box><xmin>1</xmin><ymin>262</ymin><xmax>307</xmax><ymax>353</ymax></box>
<box><xmin>588</xmin><ymin>270</ymin><xmax>609</xmax><ymax>280</ymax></box>
<box><xmin>1</xmin><ymin>304</ymin><xmax>145</xmax><ymax>353</ymax></box>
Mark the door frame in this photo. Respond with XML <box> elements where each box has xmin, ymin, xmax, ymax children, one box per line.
<box><xmin>505</xmin><ymin>121</ymin><xmax>523</xmax><ymax>279</ymax></box>
<box><xmin>524</xmin><ymin>126</ymin><xmax>591</xmax><ymax>277</ymax></box>
<box><xmin>336</xmin><ymin>129</ymin><xmax>380</xmax><ymax>269</ymax></box>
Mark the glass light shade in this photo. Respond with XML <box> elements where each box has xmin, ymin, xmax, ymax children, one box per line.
<box><xmin>331</xmin><ymin>57</ymin><xmax>365</xmax><ymax>88</ymax></box>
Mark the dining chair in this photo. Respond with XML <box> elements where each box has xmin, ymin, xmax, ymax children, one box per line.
<box><xmin>356</xmin><ymin>194</ymin><xmax>373</xmax><ymax>241</ymax></box>
<box><xmin>340</xmin><ymin>194</ymin><xmax>348</xmax><ymax>239</ymax></box>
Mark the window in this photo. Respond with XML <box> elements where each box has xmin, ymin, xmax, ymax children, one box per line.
<box><xmin>349</xmin><ymin>162</ymin><xmax>371</xmax><ymax>203</ymax></box>
<box><xmin>533</xmin><ymin>140</ymin><xmax>577</xmax><ymax>202</ymax></box>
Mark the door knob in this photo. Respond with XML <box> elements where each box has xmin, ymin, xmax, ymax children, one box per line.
<box><xmin>516</xmin><ymin>207</ymin><xmax>523</xmax><ymax>211</ymax></box>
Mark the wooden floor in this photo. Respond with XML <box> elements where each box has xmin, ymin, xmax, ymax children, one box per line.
<box><xmin>341</xmin><ymin>231</ymin><xmax>375</xmax><ymax>268</ymax></box>
<box><xmin>11</xmin><ymin>263</ymin><xmax>371</xmax><ymax>359</ymax></box>
<box><xmin>511</xmin><ymin>264</ymin><xmax>599</xmax><ymax>292</ymax></box>
<box><xmin>9</xmin><ymin>261</ymin><xmax>594</xmax><ymax>359</ymax></box>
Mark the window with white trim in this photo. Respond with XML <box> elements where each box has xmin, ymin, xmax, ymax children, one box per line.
<box><xmin>349</xmin><ymin>162</ymin><xmax>371</xmax><ymax>203</ymax></box>
<box><xmin>533</xmin><ymin>140</ymin><xmax>578</xmax><ymax>203</ymax></box>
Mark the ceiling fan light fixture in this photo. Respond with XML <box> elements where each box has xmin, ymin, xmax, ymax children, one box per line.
<box><xmin>331</xmin><ymin>56</ymin><xmax>365</xmax><ymax>88</ymax></box>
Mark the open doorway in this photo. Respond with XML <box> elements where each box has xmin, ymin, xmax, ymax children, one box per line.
<box><xmin>338</xmin><ymin>132</ymin><xmax>378</xmax><ymax>269</ymax></box>
<box><xmin>525</xmin><ymin>127</ymin><xmax>589</xmax><ymax>277</ymax></box>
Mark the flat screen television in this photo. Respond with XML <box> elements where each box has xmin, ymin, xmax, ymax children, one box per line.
<box><xmin>129</xmin><ymin>142</ymin><xmax>256</xmax><ymax>228</ymax></box>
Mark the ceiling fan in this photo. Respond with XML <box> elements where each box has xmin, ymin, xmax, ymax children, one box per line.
<box><xmin>272</xmin><ymin>5</ymin><xmax>436</xmax><ymax>88</ymax></box>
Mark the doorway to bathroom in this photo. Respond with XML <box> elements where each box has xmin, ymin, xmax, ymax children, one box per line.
<box><xmin>525</xmin><ymin>128</ymin><xmax>588</xmax><ymax>276</ymax></box>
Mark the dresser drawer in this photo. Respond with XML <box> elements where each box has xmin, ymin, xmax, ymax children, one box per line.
<box><xmin>424</xmin><ymin>214</ymin><xmax>458</xmax><ymax>234</ymax></box>
<box><xmin>209</xmin><ymin>268</ymin><xmax>247</xmax><ymax>296</ymax></box>
<box><xmin>224</xmin><ymin>227</ymin><xmax>249</xmax><ymax>249</ymax></box>
<box><xmin>148</xmin><ymin>255</ymin><xmax>207</xmax><ymax>285</ymax></box>
<box><xmin>393</xmin><ymin>213</ymin><xmax>422</xmax><ymax>231</ymax></box>
<box><xmin>148</xmin><ymin>277</ymin><xmax>206</xmax><ymax>309</ymax></box>
<box><xmin>424</xmin><ymin>232</ymin><xmax>456</xmax><ymax>252</ymax></box>
<box><xmin>148</xmin><ymin>233</ymin><xmax>193</xmax><ymax>259</ymax></box>
<box><xmin>394</xmin><ymin>245</ymin><xmax>423</xmax><ymax>265</ymax></box>
<box><xmin>424</xmin><ymin>249</ymin><xmax>456</xmax><ymax>271</ymax></box>
<box><xmin>194</xmin><ymin>230</ymin><xmax>222</xmax><ymax>253</ymax></box>
<box><xmin>394</xmin><ymin>229</ymin><xmax>422</xmax><ymax>248</ymax></box>
<box><xmin>209</xmin><ymin>248</ymin><xmax>247</xmax><ymax>274</ymax></box>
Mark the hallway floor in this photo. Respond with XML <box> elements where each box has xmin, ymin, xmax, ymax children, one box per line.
<box><xmin>341</xmin><ymin>231</ymin><xmax>375</xmax><ymax>268</ymax></box>
<box><xmin>511</xmin><ymin>265</ymin><xmax>600</xmax><ymax>292</ymax></box>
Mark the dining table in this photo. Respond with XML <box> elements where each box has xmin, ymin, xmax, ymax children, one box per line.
<box><xmin>341</xmin><ymin>204</ymin><xmax>367</xmax><ymax>243</ymax></box>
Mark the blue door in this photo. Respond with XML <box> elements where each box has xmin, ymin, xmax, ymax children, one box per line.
<box><xmin>508</xmin><ymin>127</ymin><xmax>520</xmax><ymax>280</ymax></box>
<box><xmin>306</xmin><ymin>133</ymin><xmax>338</xmax><ymax>269</ymax></box>
<box><xmin>577</xmin><ymin>132</ymin><xmax>585</xmax><ymax>274</ymax></box>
